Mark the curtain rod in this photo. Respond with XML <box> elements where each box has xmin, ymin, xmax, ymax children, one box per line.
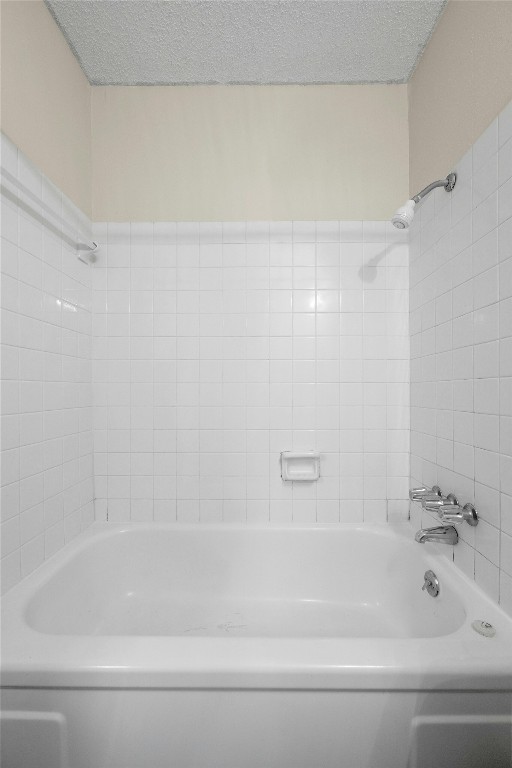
<box><xmin>0</xmin><ymin>166</ymin><xmax>97</xmax><ymax>264</ymax></box>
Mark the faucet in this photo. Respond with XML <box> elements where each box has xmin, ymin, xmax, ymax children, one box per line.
<box><xmin>415</xmin><ymin>525</ymin><xmax>458</xmax><ymax>545</ymax></box>
<box><xmin>409</xmin><ymin>486</ymin><xmax>441</xmax><ymax>502</ymax></box>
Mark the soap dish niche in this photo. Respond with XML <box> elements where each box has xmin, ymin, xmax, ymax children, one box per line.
<box><xmin>281</xmin><ymin>452</ymin><xmax>320</xmax><ymax>482</ymax></box>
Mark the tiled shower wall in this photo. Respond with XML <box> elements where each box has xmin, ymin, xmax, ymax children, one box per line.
<box><xmin>409</xmin><ymin>99</ymin><xmax>512</xmax><ymax>613</ymax></box>
<box><xmin>0</xmin><ymin>135</ymin><xmax>95</xmax><ymax>593</ymax></box>
<box><xmin>92</xmin><ymin>220</ymin><xmax>409</xmax><ymax>524</ymax></box>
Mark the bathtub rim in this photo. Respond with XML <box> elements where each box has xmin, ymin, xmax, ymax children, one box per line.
<box><xmin>2</xmin><ymin>521</ymin><xmax>512</xmax><ymax>692</ymax></box>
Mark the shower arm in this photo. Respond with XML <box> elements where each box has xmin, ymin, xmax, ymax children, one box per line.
<box><xmin>411</xmin><ymin>172</ymin><xmax>457</xmax><ymax>204</ymax></box>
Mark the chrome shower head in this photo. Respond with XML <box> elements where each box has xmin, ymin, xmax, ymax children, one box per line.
<box><xmin>391</xmin><ymin>172</ymin><xmax>456</xmax><ymax>230</ymax></box>
<box><xmin>391</xmin><ymin>199</ymin><xmax>416</xmax><ymax>230</ymax></box>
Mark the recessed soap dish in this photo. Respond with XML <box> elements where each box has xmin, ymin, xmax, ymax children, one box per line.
<box><xmin>281</xmin><ymin>452</ymin><xmax>320</xmax><ymax>482</ymax></box>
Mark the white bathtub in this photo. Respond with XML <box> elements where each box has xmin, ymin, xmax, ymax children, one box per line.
<box><xmin>2</xmin><ymin>523</ymin><xmax>512</xmax><ymax>768</ymax></box>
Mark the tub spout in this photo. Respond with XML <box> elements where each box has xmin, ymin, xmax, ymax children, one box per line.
<box><xmin>415</xmin><ymin>525</ymin><xmax>458</xmax><ymax>545</ymax></box>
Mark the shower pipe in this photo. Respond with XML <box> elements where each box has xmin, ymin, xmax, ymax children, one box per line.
<box><xmin>391</xmin><ymin>172</ymin><xmax>457</xmax><ymax>229</ymax></box>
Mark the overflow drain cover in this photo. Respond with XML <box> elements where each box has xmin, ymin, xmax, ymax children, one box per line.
<box><xmin>471</xmin><ymin>620</ymin><xmax>496</xmax><ymax>637</ymax></box>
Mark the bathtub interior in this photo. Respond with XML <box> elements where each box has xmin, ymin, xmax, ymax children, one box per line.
<box><xmin>24</xmin><ymin>526</ymin><xmax>466</xmax><ymax>638</ymax></box>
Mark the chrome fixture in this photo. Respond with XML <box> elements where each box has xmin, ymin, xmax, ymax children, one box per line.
<box><xmin>409</xmin><ymin>485</ymin><xmax>479</xmax><ymax>528</ymax></box>
<box><xmin>422</xmin><ymin>570</ymin><xmax>440</xmax><ymax>597</ymax></box>
<box><xmin>409</xmin><ymin>485</ymin><xmax>441</xmax><ymax>502</ymax></box>
<box><xmin>391</xmin><ymin>172</ymin><xmax>457</xmax><ymax>229</ymax></box>
<box><xmin>415</xmin><ymin>525</ymin><xmax>459</xmax><ymax>545</ymax></box>
<box><xmin>422</xmin><ymin>492</ymin><xmax>458</xmax><ymax>512</ymax></box>
<box><xmin>436</xmin><ymin>502</ymin><xmax>479</xmax><ymax>527</ymax></box>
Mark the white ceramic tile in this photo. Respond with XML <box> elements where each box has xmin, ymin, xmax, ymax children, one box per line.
<box><xmin>473</xmin><ymin>154</ymin><xmax>498</xmax><ymax>208</ymax></box>
<box><xmin>87</xmin><ymin>215</ymin><xmax>409</xmax><ymax>529</ymax></box>
<box><xmin>451</xmin><ymin>150</ymin><xmax>473</xmax><ymax>226</ymax></box>
<box><xmin>475</xmin><ymin>518</ymin><xmax>500</xmax><ymax>565</ymax></box>
<box><xmin>500</xmin><ymin>569</ymin><xmax>512</xmax><ymax>614</ymax></box>
<box><xmin>474</xmin><ymin>482</ymin><xmax>499</xmax><ymax>528</ymax></box>
<box><xmin>0</xmin><ymin>549</ymin><xmax>21</xmax><ymax>594</ymax></box>
<box><xmin>453</xmin><ymin>537</ymin><xmax>474</xmax><ymax>579</ymax></box>
<box><xmin>7</xmin><ymin>106</ymin><xmax>512</xmax><ymax>604</ymax></box>
<box><xmin>473</xmin><ymin>119</ymin><xmax>498</xmax><ymax>172</ymax></box>
<box><xmin>500</xmin><ymin>297</ymin><xmax>512</xmax><ymax>339</ymax></box>
<box><xmin>475</xmin><ymin>551</ymin><xmax>500</xmax><ymax>602</ymax></box>
<box><xmin>410</xmin><ymin>103</ymin><xmax>512</xmax><ymax>607</ymax></box>
<box><xmin>500</xmin><ymin>258</ymin><xmax>512</xmax><ymax>302</ymax></box>
<box><xmin>498</xmin><ymin>138</ymin><xmax>512</xmax><ymax>187</ymax></box>
<box><xmin>473</xmin><ymin>192</ymin><xmax>498</xmax><ymax>242</ymax></box>
<box><xmin>501</xmin><ymin>532</ymin><xmax>512</xmax><ymax>577</ymax></box>
<box><xmin>498</xmin><ymin>176</ymin><xmax>512</xmax><ymax>224</ymax></box>
<box><xmin>499</xmin><ymin>101</ymin><xmax>512</xmax><ymax>147</ymax></box>
<box><xmin>1</xmin><ymin>140</ymin><xmax>94</xmax><ymax>591</ymax></box>
<box><xmin>500</xmin><ymin>337</ymin><xmax>512</xmax><ymax>377</ymax></box>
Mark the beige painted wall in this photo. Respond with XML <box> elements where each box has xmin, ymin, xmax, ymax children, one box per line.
<box><xmin>409</xmin><ymin>0</ymin><xmax>512</xmax><ymax>195</ymax></box>
<box><xmin>4</xmin><ymin>1</ymin><xmax>512</xmax><ymax>221</ymax></box>
<box><xmin>1</xmin><ymin>0</ymin><xmax>408</xmax><ymax>223</ymax></box>
<box><xmin>91</xmin><ymin>85</ymin><xmax>408</xmax><ymax>221</ymax></box>
<box><xmin>0</xmin><ymin>0</ymin><xmax>91</xmax><ymax>215</ymax></box>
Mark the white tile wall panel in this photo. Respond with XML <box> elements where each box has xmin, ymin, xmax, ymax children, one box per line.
<box><xmin>2</xmin><ymin>139</ymin><xmax>411</xmax><ymax>588</ymax></box>
<box><xmin>409</xmin><ymin>99</ymin><xmax>512</xmax><ymax>615</ymax></box>
<box><xmin>1</xmin><ymin>134</ymin><xmax>94</xmax><ymax>593</ymax></box>
<box><xmin>92</xmin><ymin>218</ymin><xmax>409</xmax><ymax>525</ymax></box>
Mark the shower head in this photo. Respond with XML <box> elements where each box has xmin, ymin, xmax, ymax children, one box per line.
<box><xmin>391</xmin><ymin>199</ymin><xmax>416</xmax><ymax>230</ymax></box>
<box><xmin>391</xmin><ymin>172</ymin><xmax>456</xmax><ymax>230</ymax></box>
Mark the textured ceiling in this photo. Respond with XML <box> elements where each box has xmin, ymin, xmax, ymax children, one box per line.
<box><xmin>45</xmin><ymin>0</ymin><xmax>446</xmax><ymax>86</ymax></box>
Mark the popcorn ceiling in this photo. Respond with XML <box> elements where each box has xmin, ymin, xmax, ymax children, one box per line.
<box><xmin>45</xmin><ymin>0</ymin><xmax>445</xmax><ymax>86</ymax></box>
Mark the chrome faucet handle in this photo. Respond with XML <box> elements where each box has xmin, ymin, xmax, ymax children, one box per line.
<box><xmin>436</xmin><ymin>504</ymin><xmax>463</xmax><ymax>523</ymax></box>
<box><xmin>423</xmin><ymin>497</ymin><xmax>445</xmax><ymax>509</ymax></box>
<box><xmin>409</xmin><ymin>486</ymin><xmax>429</xmax><ymax>501</ymax></box>
<box><xmin>422</xmin><ymin>493</ymin><xmax>458</xmax><ymax>511</ymax></box>
<box><xmin>462</xmin><ymin>503</ymin><xmax>479</xmax><ymax>526</ymax></box>
<box><xmin>409</xmin><ymin>485</ymin><xmax>441</xmax><ymax>502</ymax></box>
<box><xmin>437</xmin><ymin>502</ymin><xmax>478</xmax><ymax>527</ymax></box>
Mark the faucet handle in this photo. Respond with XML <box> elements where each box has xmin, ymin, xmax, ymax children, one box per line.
<box><xmin>409</xmin><ymin>485</ymin><xmax>441</xmax><ymax>502</ymax></box>
<box><xmin>423</xmin><ymin>497</ymin><xmax>445</xmax><ymax>510</ymax></box>
<box><xmin>409</xmin><ymin>486</ymin><xmax>429</xmax><ymax>501</ymax></box>
<box><xmin>422</xmin><ymin>492</ymin><xmax>458</xmax><ymax>511</ymax></box>
<box><xmin>436</xmin><ymin>504</ymin><xmax>463</xmax><ymax>523</ymax></box>
<box><xmin>437</xmin><ymin>502</ymin><xmax>478</xmax><ymax>527</ymax></box>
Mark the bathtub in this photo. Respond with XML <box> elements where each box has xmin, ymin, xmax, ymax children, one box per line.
<box><xmin>2</xmin><ymin>522</ymin><xmax>512</xmax><ymax>768</ymax></box>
